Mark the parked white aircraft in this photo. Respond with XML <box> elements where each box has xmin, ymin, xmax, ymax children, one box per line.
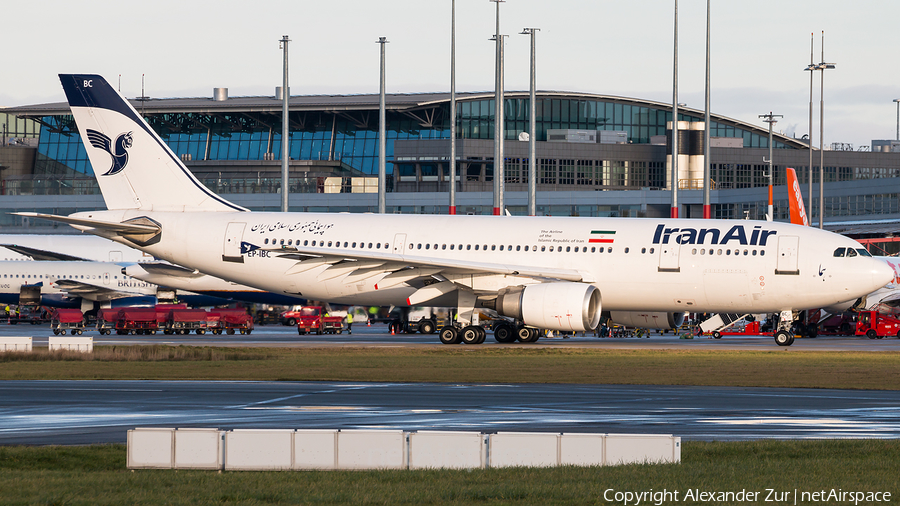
<box><xmin>18</xmin><ymin>74</ymin><xmax>894</xmax><ymax>346</ymax></box>
<box><xmin>0</xmin><ymin>235</ymin><xmax>306</xmax><ymax>306</ymax></box>
<box><xmin>0</xmin><ymin>234</ymin><xmax>153</xmax><ymax>262</ymax></box>
<box><xmin>0</xmin><ymin>260</ymin><xmax>159</xmax><ymax>310</ymax></box>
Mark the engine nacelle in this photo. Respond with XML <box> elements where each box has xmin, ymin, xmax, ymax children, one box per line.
<box><xmin>494</xmin><ymin>283</ymin><xmax>601</xmax><ymax>332</ymax></box>
<box><xmin>608</xmin><ymin>311</ymin><xmax>685</xmax><ymax>330</ymax></box>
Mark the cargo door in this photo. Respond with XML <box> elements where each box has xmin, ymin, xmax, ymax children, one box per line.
<box><xmin>658</xmin><ymin>243</ymin><xmax>680</xmax><ymax>272</ymax></box>
<box><xmin>775</xmin><ymin>236</ymin><xmax>800</xmax><ymax>275</ymax></box>
<box><xmin>223</xmin><ymin>222</ymin><xmax>246</xmax><ymax>263</ymax></box>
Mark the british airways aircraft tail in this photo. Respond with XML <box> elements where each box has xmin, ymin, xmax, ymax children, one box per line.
<box><xmin>59</xmin><ymin>74</ymin><xmax>245</xmax><ymax>213</ymax></box>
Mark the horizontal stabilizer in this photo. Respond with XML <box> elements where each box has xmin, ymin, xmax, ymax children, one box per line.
<box><xmin>12</xmin><ymin>212</ymin><xmax>160</xmax><ymax>235</ymax></box>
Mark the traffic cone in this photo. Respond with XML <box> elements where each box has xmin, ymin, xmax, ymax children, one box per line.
<box><xmin>367</xmin><ymin>320</ymin><xmax>371</xmax><ymax>327</ymax></box>
<box><xmin>390</xmin><ymin>325</ymin><xmax>395</xmax><ymax>335</ymax></box>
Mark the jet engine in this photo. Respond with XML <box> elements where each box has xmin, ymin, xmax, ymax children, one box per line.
<box><xmin>608</xmin><ymin>311</ymin><xmax>685</xmax><ymax>330</ymax></box>
<box><xmin>492</xmin><ymin>283</ymin><xmax>601</xmax><ymax>332</ymax></box>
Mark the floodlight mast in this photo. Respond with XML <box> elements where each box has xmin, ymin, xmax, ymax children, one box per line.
<box><xmin>279</xmin><ymin>35</ymin><xmax>290</xmax><ymax>213</ymax></box>
<box><xmin>521</xmin><ymin>27</ymin><xmax>540</xmax><ymax>216</ymax></box>
<box><xmin>759</xmin><ymin>112</ymin><xmax>782</xmax><ymax>221</ymax></box>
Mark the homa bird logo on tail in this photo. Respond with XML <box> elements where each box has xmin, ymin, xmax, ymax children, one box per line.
<box><xmin>86</xmin><ymin>129</ymin><xmax>133</xmax><ymax>176</ymax></box>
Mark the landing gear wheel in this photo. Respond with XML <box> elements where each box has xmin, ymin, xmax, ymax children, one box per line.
<box><xmin>461</xmin><ymin>326</ymin><xmax>482</xmax><ymax>344</ymax></box>
<box><xmin>474</xmin><ymin>326</ymin><xmax>487</xmax><ymax>344</ymax></box>
<box><xmin>493</xmin><ymin>323</ymin><xmax>517</xmax><ymax>343</ymax></box>
<box><xmin>867</xmin><ymin>329</ymin><xmax>878</xmax><ymax>339</ymax></box>
<box><xmin>418</xmin><ymin>320</ymin><xmax>436</xmax><ymax>335</ymax></box>
<box><xmin>774</xmin><ymin>330</ymin><xmax>794</xmax><ymax>346</ymax></box>
<box><xmin>713</xmin><ymin>331</ymin><xmax>722</xmax><ymax>339</ymax></box>
<box><xmin>439</xmin><ymin>326</ymin><xmax>460</xmax><ymax>344</ymax></box>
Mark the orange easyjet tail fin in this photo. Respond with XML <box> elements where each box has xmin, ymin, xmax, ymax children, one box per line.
<box><xmin>786</xmin><ymin>168</ymin><xmax>809</xmax><ymax>226</ymax></box>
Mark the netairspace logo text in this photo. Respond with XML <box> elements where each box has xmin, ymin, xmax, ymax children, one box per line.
<box><xmin>603</xmin><ymin>488</ymin><xmax>892</xmax><ymax>505</ymax></box>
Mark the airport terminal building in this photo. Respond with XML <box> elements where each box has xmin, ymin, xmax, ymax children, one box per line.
<box><xmin>3</xmin><ymin>88</ymin><xmax>900</xmax><ymax>249</ymax></box>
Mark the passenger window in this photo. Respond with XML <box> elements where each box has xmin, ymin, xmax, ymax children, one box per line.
<box><xmin>541</xmin><ymin>246</ymin><xmax>546</xmax><ymax>252</ymax></box>
<box><xmin>368</xmin><ymin>243</ymin><xmax>373</xmax><ymax>248</ymax></box>
<box><xmin>743</xmin><ymin>250</ymin><xmax>748</xmax><ymax>256</ymax></box>
<box><xmin>591</xmin><ymin>247</ymin><xmax>596</xmax><ymax>253</ymax></box>
<box><xmin>442</xmin><ymin>244</ymin><xmax>446</xmax><ymax>250</ymax></box>
<box><xmin>624</xmin><ymin>247</ymin><xmax>629</xmax><ymax>253</ymax></box>
<box><xmin>833</xmin><ymin>248</ymin><xmax>846</xmax><ymax>257</ymax></box>
<box><xmin>692</xmin><ymin>248</ymin><xmax>697</xmax><ymax>255</ymax></box>
<box><xmin>608</xmin><ymin>248</ymin><xmax>613</xmax><ymax>253</ymax></box>
<box><xmin>352</xmin><ymin>242</ymin><xmax>357</xmax><ymax>248</ymax></box>
<box><xmin>760</xmin><ymin>250</ymin><xmax>765</xmax><ymax>256</ymax></box>
<box><xmin>450</xmin><ymin>244</ymin><xmax>455</xmax><ymax>250</ymax></box>
<box><xmin>752</xmin><ymin>250</ymin><xmax>757</xmax><ymax>256</ymax></box>
<box><xmin>516</xmin><ymin>245</ymin><xmax>521</xmax><ymax>251</ymax></box>
<box><xmin>425</xmin><ymin>244</ymin><xmax>429</xmax><ymax>250</ymax></box>
<box><xmin>467</xmin><ymin>245</ymin><xmax>472</xmax><ymax>251</ymax></box>
<box><xmin>566</xmin><ymin>247</ymin><xmax>571</xmax><ymax>252</ymax></box>
<box><xmin>492</xmin><ymin>245</ymin><xmax>496</xmax><ymax>251</ymax></box>
<box><xmin>475</xmin><ymin>245</ymin><xmax>480</xmax><ymax>251</ymax></box>
<box><xmin>376</xmin><ymin>243</ymin><xmax>381</xmax><ymax>249</ymax></box>
<box><xmin>499</xmin><ymin>245</ymin><xmax>504</xmax><ymax>251</ymax></box>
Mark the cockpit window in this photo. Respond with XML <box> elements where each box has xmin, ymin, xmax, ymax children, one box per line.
<box><xmin>857</xmin><ymin>248</ymin><xmax>873</xmax><ymax>257</ymax></box>
<box><xmin>847</xmin><ymin>249</ymin><xmax>858</xmax><ymax>257</ymax></box>
<box><xmin>833</xmin><ymin>248</ymin><xmax>845</xmax><ymax>257</ymax></box>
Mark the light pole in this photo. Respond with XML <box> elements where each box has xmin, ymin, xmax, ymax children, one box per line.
<box><xmin>893</xmin><ymin>99</ymin><xmax>900</xmax><ymax>141</ymax></box>
<box><xmin>490</xmin><ymin>0</ymin><xmax>505</xmax><ymax>216</ymax></box>
<box><xmin>377</xmin><ymin>37</ymin><xmax>389</xmax><ymax>214</ymax></box>
<box><xmin>804</xmin><ymin>33</ymin><xmax>815</xmax><ymax>224</ymax></box>
<box><xmin>521</xmin><ymin>27</ymin><xmax>539</xmax><ymax>216</ymax></box>
<box><xmin>449</xmin><ymin>0</ymin><xmax>457</xmax><ymax>215</ymax></box>
<box><xmin>279</xmin><ymin>35</ymin><xmax>290</xmax><ymax>213</ymax></box>
<box><xmin>759</xmin><ymin>112</ymin><xmax>782</xmax><ymax>221</ymax></box>
<box><xmin>817</xmin><ymin>31</ymin><xmax>835</xmax><ymax>229</ymax></box>
<box><xmin>703</xmin><ymin>0</ymin><xmax>711</xmax><ymax>219</ymax></box>
<box><xmin>671</xmin><ymin>0</ymin><xmax>679</xmax><ymax>218</ymax></box>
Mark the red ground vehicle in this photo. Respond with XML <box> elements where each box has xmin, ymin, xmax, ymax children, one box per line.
<box><xmin>114</xmin><ymin>307</ymin><xmax>159</xmax><ymax>335</ymax></box>
<box><xmin>855</xmin><ymin>310</ymin><xmax>900</xmax><ymax>339</ymax></box>
<box><xmin>96</xmin><ymin>308</ymin><xmax>119</xmax><ymax>335</ymax></box>
<box><xmin>296</xmin><ymin>306</ymin><xmax>343</xmax><ymax>335</ymax></box>
<box><xmin>709</xmin><ymin>320</ymin><xmax>768</xmax><ymax>339</ymax></box>
<box><xmin>207</xmin><ymin>309</ymin><xmax>253</xmax><ymax>335</ymax></box>
<box><xmin>163</xmin><ymin>308</ymin><xmax>208</xmax><ymax>335</ymax></box>
<box><xmin>50</xmin><ymin>308</ymin><xmax>85</xmax><ymax>335</ymax></box>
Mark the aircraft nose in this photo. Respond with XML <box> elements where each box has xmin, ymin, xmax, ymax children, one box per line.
<box><xmin>872</xmin><ymin>258</ymin><xmax>895</xmax><ymax>289</ymax></box>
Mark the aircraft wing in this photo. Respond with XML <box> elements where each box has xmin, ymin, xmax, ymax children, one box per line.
<box><xmin>0</xmin><ymin>244</ymin><xmax>91</xmax><ymax>262</ymax></box>
<box><xmin>51</xmin><ymin>279</ymin><xmax>151</xmax><ymax>302</ymax></box>
<box><xmin>268</xmin><ymin>244</ymin><xmax>592</xmax><ymax>288</ymax></box>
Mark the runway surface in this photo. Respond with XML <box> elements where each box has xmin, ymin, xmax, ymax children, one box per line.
<box><xmin>5</xmin><ymin>322</ymin><xmax>900</xmax><ymax>351</ymax></box>
<box><xmin>2</xmin><ymin>380</ymin><xmax>900</xmax><ymax>445</ymax></box>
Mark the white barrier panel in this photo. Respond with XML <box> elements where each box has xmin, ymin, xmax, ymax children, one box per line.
<box><xmin>606</xmin><ymin>434</ymin><xmax>681</xmax><ymax>465</ymax></box>
<box><xmin>408</xmin><ymin>431</ymin><xmax>485</xmax><ymax>469</ymax></box>
<box><xmin>0</xmin><ymin>337</ymin><xmax>31</xmax><ymax>352</ymax></box>
<box><xmin>225</xmin><ymin>430</ymin><xmax>293</xmax><ymax>471</ymax></box>
<box><xmin>174</xmin><ymin>429</ymin><xmax>224</xmax><ymax>470</ymax></box>
<box><xmin>127</xmin><ymin>428</ymin><xmax>175</xmax><ymax>469</ymax></box>
<box><xmin>337</xmin><ymin>430</ymin><xmax>406</xmax><ymax>470</ymax></box>
<box><xmin>559</xmin><ymin>433</ymin><xmax>605</xmax><ymax>466</ymax></box>
<box><xmin>293</xmin><ymin>430</ymin><xmax>338</xmax><ymax>470</ymax></box>
<box><xmin>488</xmin><ymin>432</ymin><xmax>560</xmax><ymax>468</ymax></box>
<box><xmin>49</xmin><ymin>335</ymin><xmax>93</xmax><ymax>352</ymax></box>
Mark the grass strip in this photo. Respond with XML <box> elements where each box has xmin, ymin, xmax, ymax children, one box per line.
<box><xmin>0</xmin><ymin>440</ymin><xmax>897</xmax><ymax>505</ymax></box>
<box><xmin>0</xmin><ymin>346</ymin><xmax>899</xmax><ymax>390</ymax></box>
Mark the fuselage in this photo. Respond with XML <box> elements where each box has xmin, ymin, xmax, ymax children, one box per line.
<box><xmin>73</xmin><ymin>210</ymin><xmax>893</xmax><ymax>313</ymax></box>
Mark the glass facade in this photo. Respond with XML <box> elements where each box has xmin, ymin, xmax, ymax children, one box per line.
<box><xmin>33</xmin><ymin>96</ymin><xmax>791</xmax><ymax>177</ymax></box>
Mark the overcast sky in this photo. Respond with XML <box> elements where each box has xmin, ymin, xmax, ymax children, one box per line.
<box><xmin>3</xmin><ymin>1</ymin><xmax>898</xmax><ymax>148</ymax></box>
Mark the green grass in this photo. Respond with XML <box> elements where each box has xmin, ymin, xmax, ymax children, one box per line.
<box><xmin>1</xmin><ymin>346</ymin><xmax>899</xmax><ymax>390</ymax></box>
<box><xmin>0</xmin><ymin>440</ymin><xmax>897</xmax><ymax>505</ymax></box>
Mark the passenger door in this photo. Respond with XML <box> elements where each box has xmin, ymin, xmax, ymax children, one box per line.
<box><xmin>223</xmin><ymin>222</ymin><xmax>246</xmax><ymax>263</ymax></box>
<box><xmin>775</xmin><ymin>236</ymin><xmax>800</xmax><ymax>275</ymax></box>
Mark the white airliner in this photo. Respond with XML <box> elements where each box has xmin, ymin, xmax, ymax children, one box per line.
<box><xmin>0</xmin><ymin>235</ymin><xmax>306</xmax><ymax>306</ymax></box>
<box><xmin>17</xmin><ymin>74</ymin><xmax>894</xmax><ymax>346</ymax></box>
<box><xmin>0</xmin><ymin>260</ymin><xmax>159</xmax><ymax>309</ymax></box>
<box><xmin>0</xmin><ymin>234</ymin><xmax>153</xmax><ymax>262</ymax></box>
